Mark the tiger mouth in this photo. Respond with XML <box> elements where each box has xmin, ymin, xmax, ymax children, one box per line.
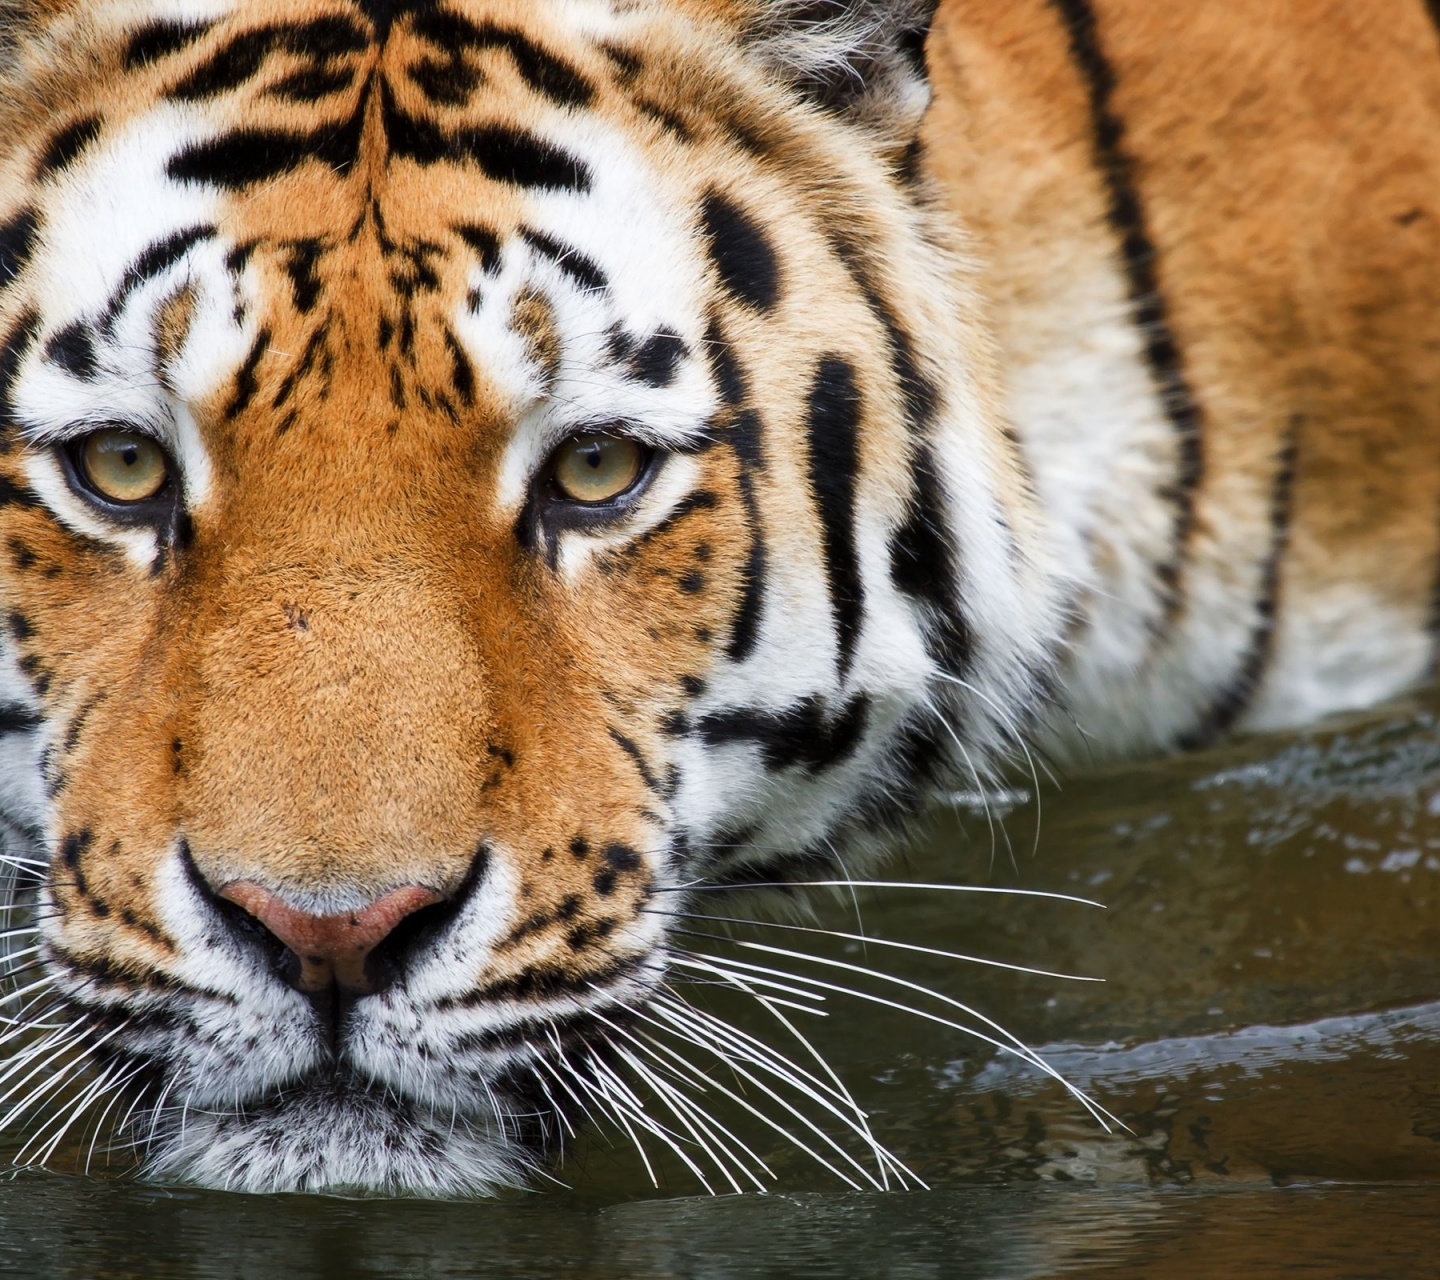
<box><xmin>137</xmin><ymin>1068</ymin><xmax>551</xmax><ymax>1197</ymax></box>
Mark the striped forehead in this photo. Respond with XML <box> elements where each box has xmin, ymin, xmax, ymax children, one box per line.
<box><xmin>4</xmin><ymin>1</ymin><xmax>724</xmax><ymax>474</ymax></box>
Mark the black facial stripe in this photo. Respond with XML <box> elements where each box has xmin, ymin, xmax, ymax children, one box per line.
<box><xmin>100</xmin><ymin>224</ymin><xmax>218</xmax><ymax>332</ymax></box>
<box><xmin>1049</xmin><ymin>0</ymin><xmax>1204</xmax><ymax>616</ymax></box>
<box><xmin>637</xmin><ymin>488</ymin><xmax>718</xmax><ymax>545</ymax></box>
<box><xmin>165</xmin><ymin>18</ymin><xmax>368</xmax><ymax>101</ymax></box>
<box><xmin>0</xmin><ymin>310</ymin><xmax>42</xmax><ymax>441</ymax></box>
<box><xmin>281</xmin><ymin>239</ymin><xmax>326</xmax><ymax>313</ymax></box>
<box><xmin>382</xmin><ymin>89</ymin><xmax>592</xmax><ymax>190</ymax></box>
<box><xmin>452</xmin><ymin>955</ymin><xmax>643</xmax><ymax>1006</ymax></box>
<box><xmin>0</xmin><ymin>209</ymin><xmax>39</xmax><ymax>291</ymax></box>
<box><xmin>125</xmin><ymin>20</ymin><xmax>215</xmax><ymax>69</ymax></box>
<box><xmin>805</xmin><ymin>356</ymin><xmax>865</xmax><ymax>680</ymax></box>
<box><xmin>0</xmin><ymin>703</ymin><xmax>41</xmax><ymax>735</ymax></box>
<box><xmin>608</xmin><ymin>727</ymin><xmax>664</xmax><ymax>796</ymax></box>
<box><xmin>37</xmin><ymin>117</ymin><xmax>104</xmax><ymax>178</ymax></box>
<box><xmin>271</xmin><ymin>64</ymin><xmax>358</xmax><ymax>102</ymax></box>
<box><xmin>409</xmin><ymin>13</ymin><xmax>595</xmax><ymax>108</ymax></box>
<box><xmin>408</xmin><ymin>54</ymin><xmax>483</xmax><ymax>107</ymax></box>
<box><xmin>454</xmin><ymin>223</ymin><xmax>502</xmax><ymax>271</ymax></box>
<box><xmin>444</xmin><ymin>329</ymin><xmax>476</xmax><ymax>406</ymax></box>
<box><xmin>519</xmin><ymin>228</ymin><xmax>607</xmax><ymax>293</ymax></box>
<box><xmin>697</xmin><ymin>694</ymin><xmax>871</xmax><ymax>774</ymax></box>
<box><xmin>1181</xmin><ymin>425</ymin><xmax>1299</xmax><ymax>748</ymax></box>
<box><xmin>227</xmin><ymin>327</ymin><xmax>272</xmax><ymax>419</ymax></box>
<box><xmin>890</xmin><ymin>445</ymin><xmax>972</xmax><ymax>677</ymax></box>
<box><xmin>705</xmin><ymin>316</ymin><xmax>749</xmax><ymax>409</ymax></box>
<box><xmin>706</xmin><ymin>317</ymin><xmax>767</xmax><ymax>662</ymax></box>
<box><xmin>43</xmin><ymin>323</ymin><xmax>99</xmax><ymax>381</ymax></box>
<box><xmin>700</xmin><ymin>192</ymin><xmax>780</xmax><ymax>313</ymax></box>
<box><xmin>628</xmin><ymin>330</ymin><xmax>687</xmax><ymax>389</ymax></box>
<box><xmin>167</xmin><ymin>87</ymin><xmax>368</xmax><ymax>189</ymax></box>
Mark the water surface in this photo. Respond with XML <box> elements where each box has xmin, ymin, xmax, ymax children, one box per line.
<box><xmin>4</xmin><ymin>695</ymin><xmax>1440</xmax><ymax>1276</ymax></box>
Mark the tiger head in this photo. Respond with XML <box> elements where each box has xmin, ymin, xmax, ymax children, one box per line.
<box><xmin>0</xmin><ymin>0</ymin><xmax>1058</xmax><ymax>1193</ymax></box>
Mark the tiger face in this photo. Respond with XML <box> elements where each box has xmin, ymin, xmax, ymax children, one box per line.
<box><xmin>0</xmin><ymin>0</ymin><xmax>1055</xmax><ymax>1193</ymax></box>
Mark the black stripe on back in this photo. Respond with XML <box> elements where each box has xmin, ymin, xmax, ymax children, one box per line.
<box><xmin>1048</xmin><ymin>0</ymin><xmax>1204</xmax><ymax>615</ymax></box>
<box><xmin>1427</xmin><ymin>0</ymin><xmax>1440</xmax><ymax>38</ymax></box>
<box><xmin>805</xmin><ymin>356</ymin><xmax>865</xmax><ymax>680</ymax></box>
<box><xmin>1180</xmin><ymin>423</ymin><xmax>1298</xmax><ymax>748</ymax></box>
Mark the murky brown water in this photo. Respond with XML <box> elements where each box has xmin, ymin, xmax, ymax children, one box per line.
<box><xmin>3</xmin><ymin>693</ymin><xmax>1440</xmax><ymax>1277</ymax></box>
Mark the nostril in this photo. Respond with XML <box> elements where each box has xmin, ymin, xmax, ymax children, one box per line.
<box><xmin>217</xmin><ymin>882</ymin><xmax>445</xmax><ymax>995</ymax></box>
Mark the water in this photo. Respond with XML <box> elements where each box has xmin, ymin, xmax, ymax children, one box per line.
<box><xmin>4</xmin><ymin>694</ymin><xmax>1440</xmax><ymax>1276</ymax></box>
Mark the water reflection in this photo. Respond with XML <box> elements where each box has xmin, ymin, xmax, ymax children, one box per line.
<box><xmin>3</xmin><ymin>695</ymin><xmax>1440</xmax><ymax>1275</ymax></box>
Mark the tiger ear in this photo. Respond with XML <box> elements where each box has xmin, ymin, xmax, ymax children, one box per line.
<box><xmin>744</xmin><ymin>0</ymin><xmax>941</xmax><ymax>142</ymax></box>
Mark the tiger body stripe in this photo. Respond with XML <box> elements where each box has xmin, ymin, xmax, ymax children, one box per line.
<box><xmin>0</xmin><ymin>0</ymin><xmax>1432</xmax><ymax>1192</ymax></box>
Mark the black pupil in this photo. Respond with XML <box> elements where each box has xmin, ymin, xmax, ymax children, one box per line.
<box><xmin>581</xmin><ymin>443</ymin><xmax>604</xmax><ymax>471</ymax></box>
<box><xmin>120</xmin><ymin>445</ymin><xmax>139</xmax><ymax>467</ymax></box>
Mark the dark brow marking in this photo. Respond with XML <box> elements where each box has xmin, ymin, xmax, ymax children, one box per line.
<box><xmin>270</xmin><ymin>64</ymin><xmax>358</xmax><ymax>102</ymax></box>
<box><xmin>100</xmin><ymin>225</ymin><xmax>216</xmax><ymax>332</ymax></box>
<box><xmin>454</xmin><ymin>223</ymin><xmax>502</xmax><ymax>271</ymax></box>
<box><xmin>629</xmin><ymin>330</ymin><xmax>687</xmax><ymax>388</ymax></box>
<box><xmin>44</xmin><ymin>323</ymin><xmax>99</xmax><ymax>381</ymax></box>
<box><xmin>124</xmin><ymin>20</ymin><xmax>215</xmax><ymax>69</ymax></box>
<box><xmin>699</xmin><ymin>192</ymin><xmax>780</xmax><ymax>313</ymax></box>
<box><xmin>381</xmin><ymin>87</ymin><xmax>591</xmax><ymax>189</ymax></box>
<box><xmin>167</xmin><ymin>86</ymin><xmax>368</xmax><ymax>188</ymax></box>
<box><xmin>0</xmin><ymin>210</ymin><xmax>39</xmax><ymax>289</ymax></box>
<box><xmin>37</xmin><ymin>117</ymin><xmax>103</xmax><ymax>178</ymax></box>
<box><xmin>608</xmin><ymin>726</ymin><xmax>663</xmax><ymax>796</ymax></box>
<box><xmin>165</xmin><ymin>18</ymin><xmax>368</xmax><ymax>100</ymax></box>
<box><xmin>408</xmin><ymin>54</ymin><xmax>483</xmax><ymax>106</ymax></box>
<box><xmin>1049</xmin><ymin>0</ymin><xmax>1204</xmax><ymax>620</ymax></box>
<box><xmin>408</xmin><ymin>13</ymin><xmax>595</xmax><ymax>108</ymax></box>
<box><xmin>520</xmin><ymin>228</ymin><xmax>607</xmax><ymax>293</ymax></box>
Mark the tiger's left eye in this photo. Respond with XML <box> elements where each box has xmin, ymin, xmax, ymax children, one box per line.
<box><xmin>550</xmin><ymin>432</ymin><xmax>645</xmax><ymax>505</ymax></box>
<box><xmin>75</xmin><ymin>429</ymin><xmax>170</xmax><ymax>505</ymax></box>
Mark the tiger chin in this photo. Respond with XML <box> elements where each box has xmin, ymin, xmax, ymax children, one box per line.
<box><xmin>0</xmin><ymin>0</ymin><xmax>1436</xmax><ymax>1196</ymax></box>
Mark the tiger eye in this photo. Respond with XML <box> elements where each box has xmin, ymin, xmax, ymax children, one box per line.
<box><xmin>551</xmin><ymin>432</ymin><xmax>644</xmax><ymax>504</ymax></box>
<box><xmin>78</xmin><ymin>429</ymin><xmax>169</xmax><ymax>505</ymax></box>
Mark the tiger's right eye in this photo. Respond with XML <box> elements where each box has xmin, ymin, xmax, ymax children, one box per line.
<box><xmin>73</xmin><ymin>429</ymin><xmax>171</xmax><ymax>506</ymax></box>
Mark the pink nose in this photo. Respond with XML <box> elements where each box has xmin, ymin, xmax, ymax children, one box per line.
<box><xmin>219</xmin><ymin>882</ymin><xmax>444</xmax><ymax>994</ymax></box>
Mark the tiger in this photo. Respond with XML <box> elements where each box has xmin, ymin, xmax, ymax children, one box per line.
<box><xmin>0</xmin><ymin>0</ymin><xmax>1437</xmax><ymax>1196</ymax></box>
